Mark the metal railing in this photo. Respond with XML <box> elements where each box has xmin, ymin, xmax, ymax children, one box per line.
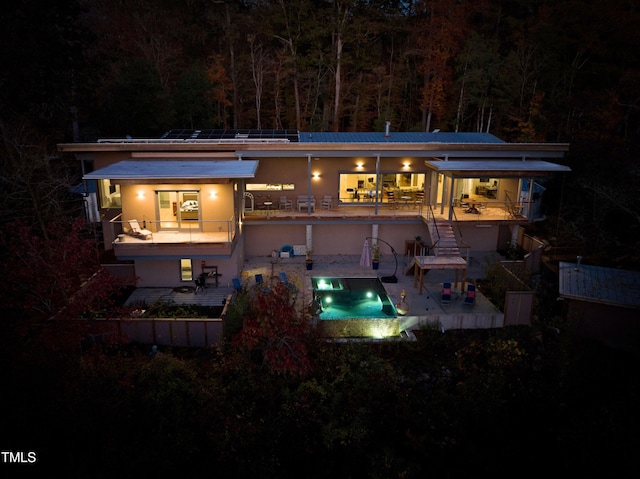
<box><xmin>108</xmin><ymin>214</ymin><xmax>236</xmax><ymax>244</ymax></box>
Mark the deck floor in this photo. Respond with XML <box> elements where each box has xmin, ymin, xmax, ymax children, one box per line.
<box><xmin>125</xmin><ymin>252</ymin><xmax>505</xmax><ymax>334</ymax></box>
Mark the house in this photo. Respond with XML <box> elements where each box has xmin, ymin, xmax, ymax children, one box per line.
<box><xmin>558</xmin><ymin>261</ymin><xmax>640</xmax><ymax>355</ymax></box>
<box><xmin>58</xmin><ymin>129</ymin><xmax>570</xmax><ymax>289</ymax></box>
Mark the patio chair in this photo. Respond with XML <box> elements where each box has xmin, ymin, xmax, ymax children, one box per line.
<box><xmin>320</xmin><ymin>195</ymin><xmax>333</xmax><ymax>209</ymax></box>
<box><xmin>279</xmin><ymin>196</ymin><xmax>293</xmax><ymax>211</ymax></box>
<box><xmin>232</xmin><ymin>277</ymin><xmax>243</xmax><ymax>292</ymax></box>
<box><xmin>279</xmin><ymin>272</ymin><xmax>298</xmax><ymax>292</ymax></box>
<box><xmin>255</xmin><ymin>273</ymin><xmax>270</xmax><ymax>292</ymax></box>
<box><xmin>195</xmin><ymin>273</ymin><xmax>207</xmax><ymax>294</ymax></box>
<box><xmin>128</xmin><ymin>219</ymin><xmax>152</xmax><ymax>239</ymax></box>
<box><xmin>441</xmin><ymin>282</ymin><xmax>452</xmax><ymax>304</ymax></box>
<box><xmin>387</xmin><ymin>191</ymin><xmax>396</xmax><ymax>208</ymax></box>
<box><xmin>414</xmin><ymin>190</ymin><xmax>424</xmax><ymax>207</ymax></box>
<box><xmin>463</xmin><ymin>284</ymin><xmax>476</xmax><ymax>306</ymax></box>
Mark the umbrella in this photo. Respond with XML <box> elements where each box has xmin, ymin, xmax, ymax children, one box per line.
<box><xmin>360</xmin><ymin>239</ymin><xmax>372</xmax><ymax>268</ymax></box>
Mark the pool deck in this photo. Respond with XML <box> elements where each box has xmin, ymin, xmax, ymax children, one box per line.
<box><xmin>125</xmin><ymin>251</ymin><xmax>505</xmax><ymax>334</ymax></box>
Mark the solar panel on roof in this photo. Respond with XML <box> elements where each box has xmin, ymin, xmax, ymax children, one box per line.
<box><xmin>161</xmin><ymin>129</ymin><xmax>300</xmax><ymax>141</ymax></box>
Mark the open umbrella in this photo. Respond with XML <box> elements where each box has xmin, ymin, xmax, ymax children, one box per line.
<box><xmin>360</xmin><ymin>239</ymin><xmax>371</xmax><ymax>268</ymax></box>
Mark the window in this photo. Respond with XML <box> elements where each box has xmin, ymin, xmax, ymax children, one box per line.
<box><xmin>180</xmin><ymin>259</ymin><xmax>193</xmax><ymax>281</ymax></box>
<box><xmin>98</xmin><ymin>179</ymin><xmax>121</xmax><ymax>208</ymax></box>
<box><xmin>339</xmin><ymin>173</ymin><xmax>425</xmax><ymax>203</ymax></box>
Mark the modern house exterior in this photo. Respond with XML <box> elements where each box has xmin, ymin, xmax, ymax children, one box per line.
<box><xmin>59</xmin><ymin>129</ymin><xmax>570</xmax><ymax>289</ymax></box>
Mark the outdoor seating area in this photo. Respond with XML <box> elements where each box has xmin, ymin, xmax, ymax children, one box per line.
<box><xmin>297</xmin><ymin>195</ymin><xmax>316</xmax><ymax>212</ymax></box>
<box><xmin>124</xmin><ymin>253</ymin><xmax>503</xmax><ymax>336</ymax></box>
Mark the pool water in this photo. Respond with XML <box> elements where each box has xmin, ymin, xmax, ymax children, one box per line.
<box><xmin>311</xmin><ymin>277</ymin><xmax>398</xmax><ymax>320</ymax></box>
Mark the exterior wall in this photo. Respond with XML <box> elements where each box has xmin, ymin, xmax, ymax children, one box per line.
<box><xmin>243</xmin><ymin>222</ymin><xmax>429</xmax><ymax>258</ymax></box>
<box><xmin>249</xmin><ymin>155</ymin><xmax>418</xmax><ymax>203</ymax></box>
<box><xmin>133</xmin><ymin>246</ymin><xmax>243</xmax><ymax>288</ymax></box>
<box><xmin>120</xmin><ymin>182</ymin><xmax>235</xmax><ymax>231</ymax></box>
<box><xmin>457</xmin><ymin>223</ymin><xmax>504</xmax><ymax>251</ymax></box>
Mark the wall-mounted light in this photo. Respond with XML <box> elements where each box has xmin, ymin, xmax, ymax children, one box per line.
<box><xmin>209</xmin><ymin>190</ymin><xmax>218</xmax><ymax>199</ymax></box>
<box><xmin>137</xmin><ymin>191</ymin><xmax>145</xmax><ymax>199</ymax></box>
<box><xmin>403</xmin><ymin>162</ymin><xmax>411</xmax><ymax>170</ymax></box>
<box><xmin>313</xmin><ymin>172</ymin><xmax>321</xmax><ymax>180</ymax></box>
<box><xmin>356</xmin><ymin>162</ymin><xmax>364</xmax><ymax>170</ymax></box>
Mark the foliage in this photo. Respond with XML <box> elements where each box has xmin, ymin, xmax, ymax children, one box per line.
<box><xmin>0</xmin><ymin>219</ymin><xmax>132</xmax><ymax>322</ymax></box>
<box><xmin>138</xmin><ymin>299</ymin><xmax>223</xmax><ymax>319</ymax></box>
<box><xmin>476</xmin><ymin>256</ymin><xmax>531</xmax><ymax>312</ymax></box>
<box><xmin>231</xmin><ymin>281</ymin><xmax>316</xmax><ymax>377</ymax></box>
<box><xmin>371</xmin><ymin>242</ymin><xmax>381</xmax><ymax>261</ymax></box>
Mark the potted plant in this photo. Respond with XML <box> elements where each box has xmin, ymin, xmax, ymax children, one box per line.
<box><xmin>371</xmin><ymin>243</ymin><xmax>381</xmax><ymax>270</ymax></box>
<box><xmin>306</xmin><ymin>249</ymin><xmax>313</xmax><ymax>270</ymax></box>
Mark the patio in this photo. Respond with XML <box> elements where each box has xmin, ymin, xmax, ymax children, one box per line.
<box><xmin>125</xmin><ymin>251</ymin><xmax>505</xmax><ymax>335</ymax></box>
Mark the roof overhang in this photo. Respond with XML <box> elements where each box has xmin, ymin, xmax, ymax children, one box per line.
<box><xmin>83</xmin><ymin>159</ymin><xmax>259</xmax><ymax>184</ymax></box>
<box><xmin>424</xmin><ymin>159</ymin><xmax>571</xmax><ymax>177</ymax></box>
<box><xmin>59</xmin><ymin>141</ymin><xmax>569</xmax><ymax>159</ymax></box>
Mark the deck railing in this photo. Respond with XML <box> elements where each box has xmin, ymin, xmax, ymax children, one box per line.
<box><xmin>107</xmin><ymin>214</ymin><xmax>236</xmax><ymax>244</ymax></box>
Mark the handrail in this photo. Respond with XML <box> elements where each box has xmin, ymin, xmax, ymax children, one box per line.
<box><xmin>425</xmin><ymin>205</ymin><xmax>441</xmax><ymax>246</ymax></box>
<box><xmin>109</xmin><ymin>216</ymin><xmax>236</xmax><ymax>244</ymax></box>
<box><xmin>450</xmin><ymin>207</ymin><xmax>472</xmax><ymax>263</ymax></box>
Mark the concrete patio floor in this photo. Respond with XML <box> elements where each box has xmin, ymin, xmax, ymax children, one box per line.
<box><xmin>125</xmin><ymin>251</ymin><xmax>506</xmax><ymax>334</ymax></box>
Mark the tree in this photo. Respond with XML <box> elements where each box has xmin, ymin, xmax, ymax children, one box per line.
<box><xmin>231</xmin><ymin>282</ymin><xmax>316</xmax><ymax>377</ymax></box>
<box><xmin>0</xmin><ymin>219</ymin><xmax>131</xmax><ymax>322</ymax></box>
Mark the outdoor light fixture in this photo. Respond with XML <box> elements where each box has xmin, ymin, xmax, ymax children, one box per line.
<box><xmin>403</xmin><ymin>162</ymin><xmax>410</xmax><ymax>169</ymax></box>
<box><xmin>137</xmin><ymin>191</ymin><xmax>145</xmax><ymax>199</ymax></box>
<box><xmin>209</xmin><ymin>190</ymin><xmax>217</xmax><ymax>199</ymax></box>
<box><xmin>356</xmin><ymin>161</ymin><xmax>364</xmax><ymax>169</ymax></box>
<box><xmin>313</xmin><ymin>172</ymin><xmax>320</xmax><ymax>180</ymax></box>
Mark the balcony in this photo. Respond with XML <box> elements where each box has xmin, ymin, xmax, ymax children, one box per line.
<box><xmin>243</xmin><ymin>200</ymin><xmax>529</xmax><ymax>223</ymax></box>
<box><xmin>108</xmin><ymin>215</ymin><xmax>237</xmax><ymax>258</ymax></box>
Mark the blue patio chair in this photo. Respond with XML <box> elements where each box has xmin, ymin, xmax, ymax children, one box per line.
<box><xmin>279</xmin><ymin>272</ymin><xmax>298</xmax><ymax>292</ymax></box>
<box><xmin>441</xmin><ymin>282</ymin><xmax>452</xmax><ymax>304</ymax></box>
<box><xmin>463</xmin><ymin>284</ymin><xmax>476</xmax><ymax>306</ymax></box>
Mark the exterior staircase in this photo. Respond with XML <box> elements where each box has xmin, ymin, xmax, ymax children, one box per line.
<box><xmin>404</xmin><ymin>218</ymin><xmax>464</xmax><ymax>275</ymax></box>
<box><xmin>431</xmin><ymin>220</ymin><xmax>461</xmax><ymax>257</ymax></box>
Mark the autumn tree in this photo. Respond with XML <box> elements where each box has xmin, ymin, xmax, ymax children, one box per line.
<box><xmin>0</xmin><ymin>219</ymin><xmax>131</xmax><ymax>323</ymax></box>
<box><xmin>230</xmin><ymin>281</ymin><xmax>316</xmax><ymax>377</ymax></box>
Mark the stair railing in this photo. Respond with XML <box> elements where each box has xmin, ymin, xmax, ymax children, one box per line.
<box><xmin>450</xmin><ymin>206</ymin><xmax>472</xmax><ymax>264</ymax></box>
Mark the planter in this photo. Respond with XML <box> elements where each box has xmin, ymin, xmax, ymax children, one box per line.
<box><xmin>306</xmin><ymin>261</ymin><xmax>313</xmax><ymax>270</ymax></box>
<box><xmin>372</xmin><ymin>261</ymin><xmax>379</xmax><ymax>270</ymax></box>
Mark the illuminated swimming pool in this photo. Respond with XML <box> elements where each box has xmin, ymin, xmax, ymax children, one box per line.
<box><xmin>311</xmin><ymin>277</ymin><xmax>398</xmax><ymax>320</ymax></box>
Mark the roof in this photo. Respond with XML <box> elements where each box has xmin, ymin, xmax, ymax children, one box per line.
<box><xmin>160</xmin><ymin>129</ymin><xmax>300</xmax><ymax>142</ymax></box>
<box><xmin>558</xmin><ymin>261</ymin><xmax>640</xmax><ymax>309</ymax></box>
<box><xmin>297</xmin><ymin>131</ymin><xmax>505</xmax><ymax>144</ymax></box>
<box><xmin>83</xmin><ymin>160</ymin><xmax>259</xmax><ymax>180</ymax></box>
<box><xmin>425</xmin><ymin>159</ymin><xmax>571</xmax><ymax>176</ymax></box>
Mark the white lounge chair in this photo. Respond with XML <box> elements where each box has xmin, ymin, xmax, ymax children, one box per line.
<box><xmin>128</xmin><ymin>219</ymin><xmax>153</xmax><ymax>239</ymax></box>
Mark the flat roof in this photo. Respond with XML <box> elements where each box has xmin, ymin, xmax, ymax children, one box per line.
<box><xmin>559</xmin><ymin>261</ymin><xmax>640</xmax><ymax>309</ymax></box>
<box><xmin>424</xmin><ymin>159</ymin><xmax>571</xmax><ymax>176</ymax></box>
<box><xmin>83</xmin><ymin>159</ymin><xmax>259</xmax><ymax>180</ymax></box>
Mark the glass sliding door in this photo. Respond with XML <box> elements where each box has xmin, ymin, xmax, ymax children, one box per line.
<box><xmin>157</xmin><ymin>190</ymin><xmax>200</xmax><ymax>230</ymax></box>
